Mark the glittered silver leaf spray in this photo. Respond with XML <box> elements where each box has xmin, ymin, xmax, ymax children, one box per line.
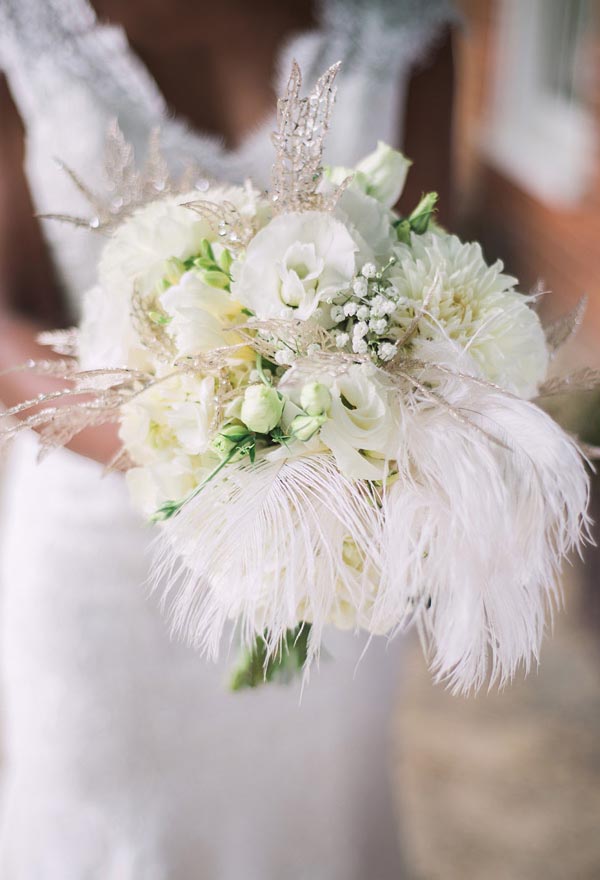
<box><xmin>271</xmin><ymin>60</ymin><xmax>348</xmax><ymax>214</ymax></box>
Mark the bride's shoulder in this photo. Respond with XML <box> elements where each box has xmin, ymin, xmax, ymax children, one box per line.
<box><xmin>322</xmin><ymin>0</ymin><xmax>457</xmax><ymax>25</ymax></box>
<box><xmin>316</xmin><ymin>0</ymin><xmax>459</xmax><ymax>74</ymax></box>
<box><xmin>0</xmin><ymin>0</ymin><xmax>90</xmax><ymax>68</ymax></box>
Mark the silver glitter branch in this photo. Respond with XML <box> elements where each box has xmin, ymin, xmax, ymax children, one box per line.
<box><xmin>271</xmin><ymin>61</ymin><xmax>346</xmax><ymax>214</ymax></box>
<box><xmin>182</xmin><ymin>200</ymin><xmax>255</xmax><ymax>254</ymax></box>
<box><xmin>38</xmin><ymin>122</ymin><xmax>204</xmax><ymax>233</ymax></box>
<box><xmin>544</xmin><ymin>295</ymin><xmax>587</xmax><ymax>356</ymax></box>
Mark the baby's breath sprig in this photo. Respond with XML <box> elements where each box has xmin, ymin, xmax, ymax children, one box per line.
<box><xmin>327</xmin><ymin>256</ymin><xmax>401</xmax><ymax>364</ymax></box>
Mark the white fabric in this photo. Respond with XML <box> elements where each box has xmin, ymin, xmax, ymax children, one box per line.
<box><xmin>0</xmin><ymin>1</ymin><xmax>455</xmax><ymax>877</ymax></box>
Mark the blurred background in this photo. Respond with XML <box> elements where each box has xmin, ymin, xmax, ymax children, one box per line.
<box><xmin>1</xmin><ymin>1</ymin><xmax>599</xmax><ymax>877</ymax></box>
<box><xmin>395</xmin><ymin>2</ymin><xmax>600</xmax><ymax>878</ymax></box>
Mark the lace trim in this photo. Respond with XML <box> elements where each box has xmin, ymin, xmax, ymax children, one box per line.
<box><xmin>1</xmin><ymin>0</ymin><xmax>457</xmax><ymax>167</ymax></box>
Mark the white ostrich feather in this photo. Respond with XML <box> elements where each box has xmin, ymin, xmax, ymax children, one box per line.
<box><xmin>156</xmin><ymin>453</ymin><xmax>385</xmax><ymax>665</ymax></box>
<box><xmin>155</xmin><ymin>341</ymin><xmax>590</xmax><ymax>693</ymax></box>
<box><xmin>376</xmin><ymin>342</ymin><xmax>590</xmax><ymax>693</ymax></box>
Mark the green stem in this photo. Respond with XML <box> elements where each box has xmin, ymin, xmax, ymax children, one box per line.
<box><xmin>152</xmin><ymin>437</ymin><xmax>252</xmax><ymax>521</ymax></box>
<box><xmin>255</xmin><ymin>353</ymin><xmax>271</xmax><ymax>386</ymax></box>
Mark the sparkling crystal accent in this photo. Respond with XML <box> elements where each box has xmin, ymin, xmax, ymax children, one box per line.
<box><xmin>270</xmin><ymin>61</ymin><xmax>347</xmax><ymax>215</ymax></box>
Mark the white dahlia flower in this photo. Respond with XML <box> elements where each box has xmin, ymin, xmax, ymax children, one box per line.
<box><xmin>390</xmin><ymin>232</ymin><xmax>549</xmax><ymax>398</ymax></box>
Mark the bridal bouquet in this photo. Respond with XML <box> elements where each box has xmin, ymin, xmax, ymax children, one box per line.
<box><xmin>3</xmin><ymin>63</ymin><xmax>594</xmax><ymax>692</ymax></box>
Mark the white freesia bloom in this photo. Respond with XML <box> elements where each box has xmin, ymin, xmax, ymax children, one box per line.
<box><xmin>160</xmin><ymin>271</ymin><xmax>246</xmax><ymax>358</ymax></box>
<box><xmin>319</xmin><ymin>363</ymin><xmax>397</xmax><ymax>480</ymax></box>
<box><xmin>390</xmin><ymin>232</ymin><xmax>549</xmax><ymax>398</ymax></box>
<box><xmin>300</xmin><ymin>382</ymin><xmax>332</xmax><ymax>416</ymax></box>
<box><xmin>120</xmin><ymin>373</ymin><xmax>216</xmax><ymax>466</ymax></box>
<box><xmin>231</xmin><ymin>211</ymin><xmax>357</xmax><ymax>320</ymax></box>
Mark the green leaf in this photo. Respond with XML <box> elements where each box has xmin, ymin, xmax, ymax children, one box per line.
<box><xmin>219</xmin><ymin>248</ymin><xmax>233</xmax><ymax>274</ymax></box>
<box><xmin>409</xmin><ymin>191</ymin><xmax>438</xmax><ymax>235</ymax></box>
<box><xmin>151</xmin><ymin>500</ymin><xmax>181</xmax><ymax>522</ymax></box>
<box><xmin>199</xmin><ymin>238</ymin><xmax>215</xmax><ymax>261</ymax></box>
<box><xmin>229</xmin><ymin>623</ymin><xmax>312</xmax><ymax>691</ymax></box>
<box><xmin>193</xmin><ymin>257</ymin><xmax>217</xmax><ymax>271</ymax></box>
<box><xmin>394</xmin><ymin>218</ymin><xmax>412</xmax><ymax>245</ymax></box>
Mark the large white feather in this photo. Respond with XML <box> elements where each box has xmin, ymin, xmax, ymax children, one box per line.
<box><xmin>377</xmin><ymin>340</ymin><xmax>590</xmax><ymax>693</ymax></box>
<box><xmin>156</xmin><ymin>453</ymin><xmax>384</xmax><ymax>663</ymax></box>
<box><xmin>155</xmin><ymin>338</ymin><xmax>590</xmax><ymax>693</ymax></box>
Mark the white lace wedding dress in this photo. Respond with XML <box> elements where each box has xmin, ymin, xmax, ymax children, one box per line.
<box><xmin>0</xmin><ymin>1</ymin><xmax>455</xmax><ymax>877</ymax></box>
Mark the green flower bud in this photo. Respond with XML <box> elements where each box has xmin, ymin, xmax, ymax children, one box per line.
<box><xmin>409</xmin><ymin>192</ymin><xmax>438</xmax><ymax>235</ymax></box>
<box><xmin>162</xmin><ymin>257</ymin><xmax>186</xmax><ymax>285</ymax></box>
<box><xmin>289</xmin><ymin>413</ymin><xmax>327</xmax><ymax>442</ymax></box>
<box><xmin>202</xmin><ymin>270</ymin><xmax>231</xmax><ymax>291</ymax></box>
<box><xmin>199</xmin><ymin>238</ymin><xmax>215</xmax><ymax>261</ymax></box>
<box><xmin>211</xmin><ymin>422</ymin><xmax>251</xmax><ymax>459</ymax></box>
<box><xmin>240</xmin><ymin>385</ymin><xmax>284</xmax><ymax>434</ymax></box>
<box><xmin>300</xmin><ymin>382</ymin><xmax>332</xmax><ymax>416</ymax></box>
<box><xmin>219</xmin><ymin>248</ymin><xmax>233</xmax><ymax>274</ymax></box>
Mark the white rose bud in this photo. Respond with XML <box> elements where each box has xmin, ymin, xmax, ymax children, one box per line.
<box><xmin>300</xmin><ymin>382</ymin><xmax>332</xmax><ymax>416</ymax></box>
<box><xmin>289</xmin><ymin>413</ymin><xmax>328</xmax><ymax>442</ymax></box>
<box><xmin>355</xmin><ymin>141</ymin><xmax>412</xmax><ymax>208</ymax></box>
<box><xmin>240</xmin><ymin>384</ymin><xmax>284</xmax><ymax>434</ymax></box>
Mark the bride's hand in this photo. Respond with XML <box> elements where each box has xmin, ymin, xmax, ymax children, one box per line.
<box><xmin>0</xmin><ymin>313</ymin><xmax>122</xmax><ymax>465</ymax></box>
<box><xmin>0</xmin><ymin>75</ymin><xmax>121</xmax><ymax>466</ymax></box>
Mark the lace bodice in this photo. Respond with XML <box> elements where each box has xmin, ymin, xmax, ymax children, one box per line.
<box><xmin>0</xmin><ymin>0</ymin><xmax>456</xmax><ymax>317</ymax></box>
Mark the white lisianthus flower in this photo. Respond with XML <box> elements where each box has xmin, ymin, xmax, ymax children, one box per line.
<box><xmin>331</xmin><ymin>182</ymin><xmax>397</xmax><ymax>262</ymax></box>
<box><xmin>160</xmin><ymin>271</ymin><xmax>248</xmax><ymax>359</ymax></box>
<box><xmin>120</xmin><ymin>373</ymin><xmax>217</xmax><ymax>466</ymax></box>
<box><xmin>390</xmin><ymin>232</ymin><xmax>549</xmax><ymax>398</ymax></box>
<box><xmin>231</xmin><ymin>212</ymin><xmax>357</xmax><ymax>320</ymax></box>
<box><xmin>326</xmin><ymin>142</ymin><xmax>411</xmax><ymax>208</ymax></box>
<box><xmin>355</xmin><ymin>141</ymin><xmax>411</xmax><ymax>207</ymax></box>
<box><xmin>319</xmin><ymin>363</ymin><xmax>397</xmax><ymax>480</ymax></box>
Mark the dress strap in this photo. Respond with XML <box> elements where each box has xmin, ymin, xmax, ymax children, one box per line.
<box><xmin>0</xmin><ymin>0</ymin><xmax>166</xmax><ymax>120</ymax></box>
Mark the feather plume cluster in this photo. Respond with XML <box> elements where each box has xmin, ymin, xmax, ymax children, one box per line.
<box><xmin>1</xmin><ymin>62</ymin><xmax>596</xmax><ymax>692</ymax></box>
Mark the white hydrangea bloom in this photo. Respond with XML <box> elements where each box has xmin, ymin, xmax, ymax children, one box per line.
<box><xmin>160</xmin><ymin>271</ymin><xmax>248</xmax><ymax>359</ymax></box>
<box><xmin>390</xmin><ymin>232</ymin><xmax>549</xmax><ymax>398</ymax></box>
<box><xmin>100</xmin><ymin>184</ymin><xmax>266</xmax><ymax>298</ymax></box>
